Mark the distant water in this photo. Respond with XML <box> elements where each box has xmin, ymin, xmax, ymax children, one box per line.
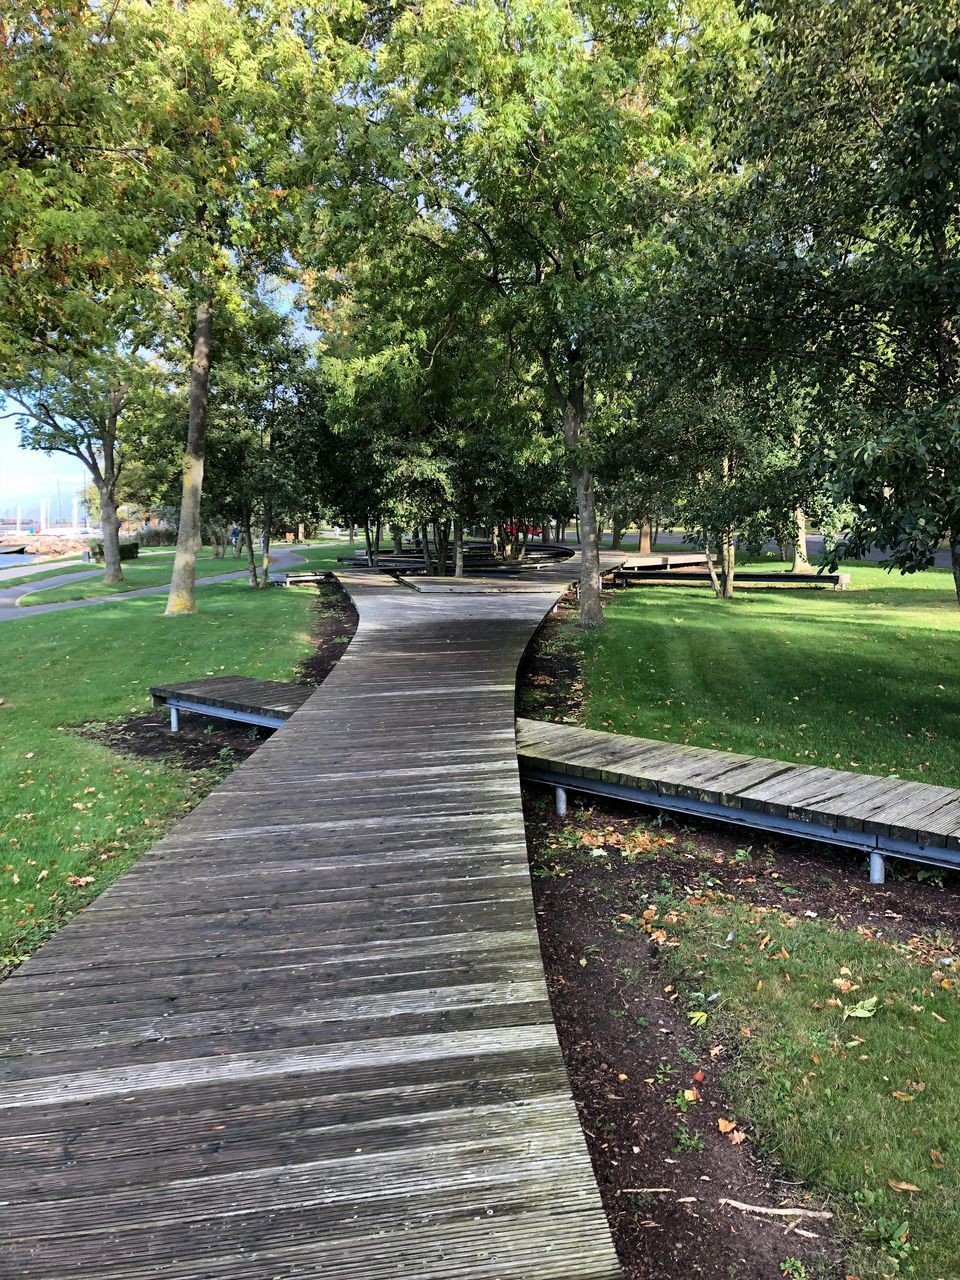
<box><xmin>0</xmin><ymin>552</ymin><xmax>38</xmax><ymax>569</ymax></box>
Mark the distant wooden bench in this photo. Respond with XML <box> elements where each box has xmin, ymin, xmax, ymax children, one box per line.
<box><xmin>516</xmin><ymin>717</ymin><xmax>960</xmax><ymax>883</ymax></box>
<box><xmin>276</xmin><ymin>570</ymin><xmax>335</xmax><ymax>587</ymax></box>
<box><xmin>608</xmin><ymin>567</ymin><xmax>851</xmax><ymax>590</ymax></box>
<box><xmin>150</xmin><ymin>675</ymin><xmax>314</xmax><ymax>731</ymax></box>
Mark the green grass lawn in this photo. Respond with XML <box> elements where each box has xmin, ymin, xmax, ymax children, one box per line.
<box><xmin>19</xmin><ymin>539</ymin><xmax>344</xmax><ymax>604</ymax></box>
<box><xmin>0</xmin><ymin>581</ymin><xmax>322</xmax><ymax>970</ymax></box>
<box><xmin>656</xmin><ymin>892</ymin><xmax>960</xmax><ymax>1280</ymax></box>
<box><xmin>578</xmin><ymin>563</ymin><xmax>960</xmax><ymax>788</ymax></box>
<box><xmin>1</xmin><ymin>562</ymin><xmax>97</xmax><ymax>589</ymax></box>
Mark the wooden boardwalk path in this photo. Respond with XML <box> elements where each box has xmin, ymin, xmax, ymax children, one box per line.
<box><xmin>517</xmin><ymin>717</ymin><xmax>960</xmax><ymax>880</ymax></box>
<box><xmin>0</xmin><ymin>569</ymin><xmax>621</xmax><ymax>1280</ymax></box>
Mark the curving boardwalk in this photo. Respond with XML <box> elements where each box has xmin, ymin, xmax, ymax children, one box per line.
<box><xmin>0</xmin><ymin>569</ymin><xmax>621</xmax><ymax>1279</ymax></box>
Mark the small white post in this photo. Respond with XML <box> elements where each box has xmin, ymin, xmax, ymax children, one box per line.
<box><xmin>555</xmin><ymin>785</ymin><xmax>568</xmax><ymax>818</ymax></box>
<box><xmin>15</xmin><ymin>505</ymin><xmax>21</xmax><ymax>534</ymax></box>
<box><xmin>39</xmin><ymin>500</ymin><xmax>47</xmax><ymax>532</ymax></box>
<box><xmin>869</xmin><ymin>852</ymin><xmax>886</xmax><ymax>885</ymax></box>
<box><xmin>170</xmin><ymin>706</ymin><xmax>179</xmax><ymax>733</ymax></box>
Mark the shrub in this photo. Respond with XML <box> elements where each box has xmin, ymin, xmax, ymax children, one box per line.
<box><xmin>138</xmin><ymin>526</ymin><xmax>177</xmax><ymax>547</ymax></box>
<box><xmin>88</xmin><ymin>540</ymin><xmax>140</xmax><ymax>562</ymax></box>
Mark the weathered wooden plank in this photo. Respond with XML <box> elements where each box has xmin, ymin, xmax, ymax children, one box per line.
<box><xmin>516</xmin><ymin>716</ymin><xmax>960</xmax><ymax>859</ymax></box>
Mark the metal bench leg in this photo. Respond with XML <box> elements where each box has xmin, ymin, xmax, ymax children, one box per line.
<box><xmin>169</xmin><ymin>706</ymin><xmax>179</xmax><ymax>733</ymax></box>
<box><xmin>869</xmin><ymin>851</ymin><xmax>886</xmax><ymax>885</ymax></box>
<box><xmin>555</xmin><ymin>785</ymin><xmax>568</xmax><ymax>818</ymax></box>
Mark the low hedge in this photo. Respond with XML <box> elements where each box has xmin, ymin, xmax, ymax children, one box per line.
<box><xmin>89</xmin><ymin>540</ymin><xmax>140</xmax><ymax>562</ymax></box>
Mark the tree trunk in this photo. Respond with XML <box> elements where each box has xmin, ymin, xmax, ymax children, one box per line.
<box><xmin>433</xmin><ymin>518</ymin><xmax>450</xmax><ymax>576</ymax></box>
<box><xmin>721</xmin><ymin>526</ymin><xmax>736</xmax><ymax>598</ymax></box>
<box><xmin>165</xmin><ymin>297</ymin><xmax>213</xmax><ymax>616</ymax></box>
<box><xmin>242</xmin><ymin>505</ymin><xmax>258</xmax><ymax>587</ymax></box>
<box><xmin>453</xmin><ymin>519</ymin><xmax>464</xmax><ymax>576</ymax></box>
<box><xmin>704</xmin><ymin>542</ymin><xmax>723</xmax><ymax>598</ymax></box>
<box><xmin>98</xmin><ymin>482</ymin><xmax>123</xmax><ymax>585</ymax></box>
<box><xmin>419</xmin><ymin>525</ymin><xmax>434</xmax><ymax>575</ymax></box>
<box><xmin>373</xmin><ymin>515</ymin><xmax>382</xmax><ymax>560</ymax></box>
<box><xmin>951</xmin><ymin>532</ymin><xmax>960</xmax><ymax>608</ymax></box>
<box><xmin>391</xmin><ymin>524</ymin><xmax>402</xmax><ymax>554</ymax></box>
<box><xmin>791</xmin><ymin>508</ymin><xmax>813</xmax><ymax>573</ymax></box>
<box><xmin>639</xmin><ymin>518</ymin><xmax>653</xmax><ymax>556</ymax></box>
<box><xmin>491</xmin><ymin>523</ymin><xmax>501</xmax><ymax>558</ymax></box>
<box><xmin>562</xmin><ymin>390</ymin><xmax>602</xmax><ymax>627</ymax></box>
<box><xmin>363</xmin><ymin>516</ymin><xmax>374</xmax><ymax>567</ymax></box>
<box><xmin>610</xmin><ymin>510</ymin><xmax>623</xmax><ymax>552</ymax></box>
<box><xmin>541</xmin><ymin>519</ymin><xmax>551</xmax><ymax>546</ymax></box>
<box><xmin>259</xmin><ymin>504</ymin><xmax>272</xmax><ymax>588</ymax></box>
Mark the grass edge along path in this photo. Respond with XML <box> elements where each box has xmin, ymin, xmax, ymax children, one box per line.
<box><xmin>577</xmin><ymin>563</ymin><xmax>960</xmax><ymax>790</ymax></box>
<box><xmin>650</xmin><ymin>893</ymin><xmax>959</xmax><ymax>1280</ymax></box>
<box><xmin>0</xmin><ymin>581</ymin><xmax>322</xmax><ymax>972</ymax></box>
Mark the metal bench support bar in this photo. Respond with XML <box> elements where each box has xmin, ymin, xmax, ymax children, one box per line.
<box><xmin>162</xmin><ymin>695</ymin><xmax>289</xmax><ymax>731</ymax></box>
<box><xmin>520</xmin><ymin>765</ymin><xmax>960</xmax><ymax>883</ymax></box>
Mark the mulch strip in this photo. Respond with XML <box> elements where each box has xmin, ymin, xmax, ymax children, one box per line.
<box><xmin>517</xmin><ymin>590</ymin><xmax>960</xmax><ymax>1279</ymax></box>
<box><xmin>81</xmin><ymin>582</ymin><xmax>358</xmax><ymax>769</ymax></box>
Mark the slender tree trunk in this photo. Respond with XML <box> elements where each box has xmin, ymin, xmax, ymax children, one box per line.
<box><xmin>574</xmin><ymin>512</ymin><xmax>580</xmax><ymax>544</ymax></box>
<box><xmin>363</xmin><ymin>516</ymin><xmax>374</xmax><ymax>567</ymax></box>
<box><xmin>721</xmin><ymin>526</ymin><xmax>736</xmax><ymax>598</ymax></box>
<box><xmin>951</xmin><ymin>532</ymin><xmax>960</xmax><ymax>608</ymax></box>
<box><xmin>419</xmin><ymin>525</ymin><xmax>434</xmax><ymax>575</ymax></box>
<box><xmin>610</xmin><ymin>509</ymin><xmax>624</xmax><ymax>552</ymax></box>
<box><xmin>391</xmin><ymin>524</ymin><xmax>402</xmax><ymax>554</ymax></box>
<box><xmin>242</xmin><ymin>505</ymin><xmax>258</xmax><ymax>587</ymax></box>
<box><xmin>704</xmin><ymin>541</ymin><xmax>723</xmax><ymax>598</ymax></box>
<box><xmin>791</xmin><ymin>508</ymin><xmax>812</xmax><ymax>573</ymax></box>
<box><xmin>541</xmin><ymin>519</ymin><xmax>551</xmax><ymax>546</ymax></box>
<box><xmin>639</xmin><ymin>518</ymin><xmax>653</xmax><ymax>556</ymax></box>
<box><xmin>373</xmin><ymin>515</ymin><xmax>382</xmax><ymax>560</ymax></box>
<box><xmin>259</xmin><ymin>504</ymin><xmax>272</xmax><ymax>588</ymax></box>
<box><xmin>165</xmin><ymin>297</ymin><xmax>213</xmax><ymax>616</ymax></box>
<box><xmin>453</xmin><ymin>519</ymin><xmax>464</xmax><ymax>576</ymax></box>
<box><xmin>562</xmin><ymin>389</ymin><xmax>602</xmax><ymax>627</ymax></box>
<box><xmin>491</xmin><ymin>523</ymin><xmax>501</xmax><ymax>558</ymax></box>
<box><xmin>98</xmin><ymin>482</ymin><xmax>123</xmax><ymax>585</ymax></box>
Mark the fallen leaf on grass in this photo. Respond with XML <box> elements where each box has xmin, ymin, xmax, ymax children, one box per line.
<box><xmin>930</xmin><ymin>1150</ymin><xmax>945</xmax><ymax>1169</ymax></box>
<box><xmin>888</xmin><ymin>1180</ymin><xmax>920</xmax><ymax>1194</ymax></box>
<box><xmin>843</xmin><ymin>996</ymin><xmax>879</xmax><ymax>1020</ymax></box>
<box><xmin>892</xmin><ymin>1091</ymin><xmax>915</xmax><ymax>1102</ymax></box>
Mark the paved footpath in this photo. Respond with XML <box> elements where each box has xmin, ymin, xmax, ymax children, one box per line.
<box><xmin>0</xmin><ymin>552</ymin><xmax>305</xmax><ymax>620</ymax></box>
<box><xmin>0</xmin><ymin>564</ymin><xmax>621</xmax><ymax>1279</ymax></box>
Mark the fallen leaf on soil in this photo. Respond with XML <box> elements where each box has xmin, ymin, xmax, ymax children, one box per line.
<box><xmin>692</xmin><ymin>1069</ymin><xmax>705</xmax><ymax>1083</ymax></box>
<box><xmin>888</xmin><ymin>1180</ymin><xmax>920</xmax><ymax>1193</ymax></box>
<box><xmin>727</xmin><ymin>1130</ymin><xmax>746</xmax><ymax>1146</ymax></box>
<box><xmin>718</xmin><ymin>1118</ymin><xmax>737</xmax><ymax>1134</ymax></box>
<box><xmin>683</xmin><ymin>1088</ymin><xmax>700</xmax><ymax>1103</ymax></box>
<box><xmin>708</xmin><ymin>1044</ymin><xmax>724</xmax><ymax>1059</ymax></box>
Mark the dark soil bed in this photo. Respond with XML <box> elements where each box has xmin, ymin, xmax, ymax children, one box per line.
<box><xmin>81</xmin><ymin>582</ymin><xmax>357</xmax><ymax>769</ymax></box>
<box><xmin>517</xmin><ymin>589</ymin><xmax>960</xmax><ymax>1279</ymax></box>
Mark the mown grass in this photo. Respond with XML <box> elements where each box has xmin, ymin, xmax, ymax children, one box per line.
<box><xmin>0</xmin><ymin>580</ymin><xmax>323</xmax><ymax>969</ymax></box>
<box><xmin>579</xmin><ymin>563</ymin><xmax>960</xmax><ymax>788</ymax></box>
<box><xmin>19</xmin><ymin>539</ymin><xmax>344</xmax><ymax>604</ymax></box>
<box><xmin>0</xmin><ymin>563</ymin><xmax>98</xmax><ymax>589</ymax></box>
<box><xmin>654</xmin><ymin>892</ymin><xmax>960</xmax><ymax>1280</ymax></box>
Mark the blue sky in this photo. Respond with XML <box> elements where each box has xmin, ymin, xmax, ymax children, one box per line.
<box><xmin>0</xmin><ymin>409</ymin><xmax>89</xmax><ymax>520</ymax></box>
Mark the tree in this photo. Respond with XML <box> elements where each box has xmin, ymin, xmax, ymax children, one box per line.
<box><xmin>693</xmin><ymin>0</ymin><xmax>960</xmax><ymax>601</ymax></box>
<box><xmin>306</xmin><ymin>0</ymin><xmax>739</xmax><ymax>623</ymax></box>
<box><xmin>4</xmin><ymin>350</ymin><xmax>173</xmax><ymax>583</ymax></box>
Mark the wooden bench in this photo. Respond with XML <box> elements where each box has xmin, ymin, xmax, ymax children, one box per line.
<box><xmin>516</xmin><ymin>717</ymin><xmax>960</xmax><ymax>883</ymax></box>
<box><xmin>608</xmin><ymin>567</ymin><xmax>851</xmax><ymax>590</ymax></box>
<box><xmin>150</xmin><ymin>675</ymin><xmax>314</xmax><ymax>731</ymax></box>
